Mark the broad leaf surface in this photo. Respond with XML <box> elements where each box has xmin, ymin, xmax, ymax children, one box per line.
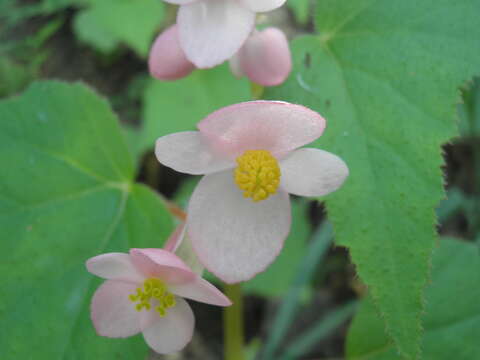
<box><xmin>137</xmin><ymin>64</ymin><xmax>250</xmax><ymax>156</ymax></box>
<box><xmin>346</xmin><ymin>238</ymin><xmax>480</xmax><ymax>360</ymax></box>
<box><xmin>74</xmin><ymin>0</ymin><xmax>164</xmax><ymax>57</ymax></box>
<box><xmin>266</xmin><ymin>1</ymin><xmax>480</xmax><ymax>357</ymax></box>
<box><xmin>0</xmin><ymin>82</ymin><xmax>174</xmax><ymax>358</ymax></box>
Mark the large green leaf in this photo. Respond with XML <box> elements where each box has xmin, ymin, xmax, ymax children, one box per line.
<box><xmin>346</xmin><ymin>238</ymin><xmax>480</xmax><ymax>360</ymax></box>
<box><xmin>136</xmin><ymin>64</ymin><xmax>250</xmax><ymax>156</ymax></box>
<box><xmin>266</xmin><ymin>1</ymin><xmax>480</xmax><ymax>357</ymax></box>
<box><xmin>0</xmin><ymin>82</ymin><xmax>174</xmax><ymax>358</ymax></box>
<box><xmin>73</xmin><ymin>0</ymin><xmax>164</xmax><ymax>57</ymax></box>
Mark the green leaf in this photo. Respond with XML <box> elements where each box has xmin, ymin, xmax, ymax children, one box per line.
<box><xmin>137</xmin><ymin>64</ymin><xmax>250</xmax><ymax>156</ymax></box>
<box><xmin>346</xmin><ymin>238</ymin><xmax>480</xmax><ymax>360</ymax></box>
<box><xmin>458</xmin><ymin>77</ymin><xmax>480</xmax><ymax>137</ymax></box>
<box><xmin>0</xmin><ymin>81</ymin><xmax>174</xmax><ymax>358</ymax></box>
<box><xmin>265</xmin><ymin>1</ymin><xmax>480</xmax><ymax>358</ymax></box>
<box><xmin>73</xmin><ymin>0</ymin><xmax>164</xmax><ymax>57</ymax></box>
<box><xmin>244</xmin><ymin>200</ymin><xmax>311</xmax><ymax>297</ymax></box>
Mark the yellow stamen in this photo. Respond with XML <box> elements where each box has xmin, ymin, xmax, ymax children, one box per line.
<box><xmin>129</xmin><ymin>278</ymin><xmax>176</xmax><ymax>317</ymax></box>
<box><xmin>234</xmin><ymin>150</ymin><xmax>281</xmax><ymax>202</ymax></box>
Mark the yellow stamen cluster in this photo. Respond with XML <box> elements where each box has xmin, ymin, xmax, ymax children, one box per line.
<box><xmin>129</xmin><ymin>278</ymin><xmax>176</xmax><ymax>317</ymax></box>
<box><xmin>234</xmin><ymin>150</ymin><xmax>281</xmax><ymax>202</ymax></box>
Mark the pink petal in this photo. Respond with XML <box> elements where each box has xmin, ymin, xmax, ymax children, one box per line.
<box><xmin>280</xmin><ymin>148</ymin><xmax>349</xmax><ymax>197</ymax></box>
<box><xmin>129</xmin><ymin>248</ymin><xmax>195</xmax><ymax>284</ymax></box>
<box><xmin>198</xmin><ymin>101</ymin><xmax>326</xmax><ymax>159</ymax></box>
<box><xmin>187</xmin><ymin>171</ymin><xmax>291</xmax><ymax>283</ymax></box>
<box><xmin>164</xmin><ymin>223</ymin><xmax>186</xmax><ymax>252</ymax></box>
<box><xmin>238</xmin><ymin>0</ymin><xmax>286</xmax><ymax>12</ymax></box>
<box><xmin>238</xmin><ymin>28</ymin><xmax>291</xmax><ymax>86</ymax></box>
<box><xmin>90</xmin><ymin>280</ymin><xmax>141</xmax><ymax>338</ymax></box>
<box><xmin>177</xmin><ymin>0</ymin><xmax>255</xmax><ymax>68</ymax></box>
<box><xmin>149</xmin><ymin>24</ymin><xmax>195</xmax><ymax>81</ymax></box>
<box><xmin>86</xmin><ymin>253</ymin><xmax>144</xmax><ymax>283</ymax></box>
<box><xmin>141</xmin><ymin>298</ymin><xmax>194</xmax><ymax>354</ymax></box>
<box><xmin>155</xmin><ymin>131</ymin><xmax>235</xmax><ymax>175</ymax></box>
<box><xmin>169</xmin><ymin>276</ymin><xmax>232</xmax><ymax>306</ymax></box>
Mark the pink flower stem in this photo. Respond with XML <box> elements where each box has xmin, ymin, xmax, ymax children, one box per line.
<box><xmin>224</xmin><ymin>283</ymin><xmax>245</xmax><ymax>360</ymax></box>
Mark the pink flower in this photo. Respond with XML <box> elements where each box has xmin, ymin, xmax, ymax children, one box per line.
<box><xmin>155</xmin><ymin>101</ymin><xmax>349</xmax><ymax>283</ymax></box>
<box><xmin>149</xmin><ymin>24</ymin><xmax>291</xmax><ymax>86</ymax></box>
<box><xmin>230</xmin><ymin>27</ymin><xmax>292</xmax><ymax>86</ymax></box>
<box><xmin>163</xmin><ymin>0</ymin><xmax>287</xmax><ymax>68</ymax></box>
<box><xmin>86</xmin><ymin>248</ymin><xmax>231</xmax><ymax>354</ymax></box>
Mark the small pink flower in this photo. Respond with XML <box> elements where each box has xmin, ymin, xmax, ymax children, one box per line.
<box><xmin>86</xmin><ymin>248</ymin><xmax>231</xmax><ymax>354</ymax></box>
<box><xmin>161</xmin><ymin>0</ymin><xmax>287</xmax><ymax>68</ymax></box>
<box><xmin>155</xmin><ymin>101</ymin><xmax>349</xmax><ymax>283</ymax></box>
<box><xmin>230</xmin><ymin>27</ymin><xmax>292</xmax><ymax>86</ymax></box>
<box><xmin>149</xmin><ymin>24</ymin><xmax>291</xmax><ymax>86</ymax></box>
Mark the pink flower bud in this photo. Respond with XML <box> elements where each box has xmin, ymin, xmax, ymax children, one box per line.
<box><xmin>148</xmin><ymin>25</ymin><xmax>195</xmax><ymax>81</ymax></box>
<box><xmin>235</xmin><ymin>27</ymin><xmax>292</xmax><ymax>87</ymax></box>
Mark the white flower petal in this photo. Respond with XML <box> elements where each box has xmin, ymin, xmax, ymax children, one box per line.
<box><xmin>86</xmin><ymin>253</ymin><xmax>144</xmax><ymax>283</ymax></box>
<box><xmin>238</xmin><ymin>0</ymin><xmax>286</xmax><ymax>12</ymax></box>
<box><xmin>155</xmin><ymin>131</ymin><xmax>234</xmax><ymax>175</ymax></box>
<box><xmin>280</xmin><ymin>148</ymin><xmax>349</xmax><ymax>197</ymax></box>
<box><xmin>177</xmin><ymin>0</ymin><xmax>255</xmax><ymax>68</ymax></box>
<box><xmin>91</xmin><ymin>280</ymin><xmax>141</xmax><ymax>338</ymax></box>
<box><xmin>141</xmin><ymin>298</ymin><xmax>194</xmax><ymax>354</ymax></box>
<box><xmin>187</xmin><ymin>171</ymin><xmax>291</xmax><ymax>283</ymax></box>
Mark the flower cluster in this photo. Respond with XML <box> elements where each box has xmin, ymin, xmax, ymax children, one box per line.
<box><xmin>148</xmin><ymin>1</ymin><xmax>291</xmax><ymax>86</ymax></box>
<box><xmin>87</xmin><ymin>5</ymin><xmax>349</xmax><ymax>355</ymax></box>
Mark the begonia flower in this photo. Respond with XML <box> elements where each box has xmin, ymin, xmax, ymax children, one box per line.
<box><xmin>86</xmin><ymin>248</ymin><xmax>231</xmax><ymax>354</ymax></box>
<box><xmin>155</xmin><ymin>101</ymin><xmax>349</xmax><ymax>283</ymax></box>
<box><xmin>230</xmin><ymin>27</ymin><xmax>291</xmax><ymax>86</ymax></box>
<box><xmin>149</xmin><ymin>24</ymin><xmax>291</xmax><ymax>86</ymax></box>
<box><xmin>163</xmin><ymin>0</ymin><xmax>287</xmax><ymax>68</ymax></box>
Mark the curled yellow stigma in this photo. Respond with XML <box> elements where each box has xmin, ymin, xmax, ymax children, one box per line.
<box><xmin>234</xmin><ymin>150</ymin><xmax>281</xmax><ymax>202</ymax></box>
<box><xmin>129</xmin><ymin>278</ymin><xmax>176</xmax><ymax>317</ymax></box>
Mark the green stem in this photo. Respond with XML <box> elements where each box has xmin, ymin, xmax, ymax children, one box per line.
<box><xmin>224</xmin><ymin>283</ymin><xmax>245</xmax><ymax>360</ymax></box>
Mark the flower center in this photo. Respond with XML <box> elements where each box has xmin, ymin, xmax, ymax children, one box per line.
<box><xmin>234</xmin><ymin>150</ymin><xmax>281</xmax><ymax>202</ymax></box>
<box><xmin>129</xmin><ymin>278</ymin><xmax>176</xmax><ymax>317</ymax></box>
